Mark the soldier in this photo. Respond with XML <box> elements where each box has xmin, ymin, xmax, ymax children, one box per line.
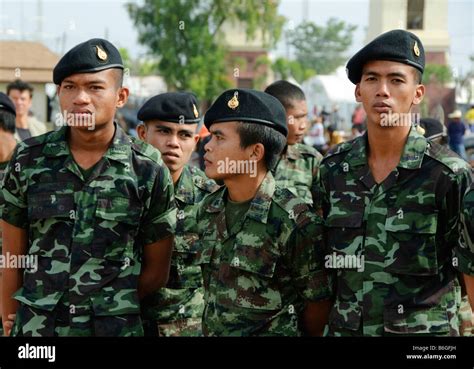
<box><xmin>0</xmin><ymin>92</ymin><xmax>17</xmax><ymax>336</ymax></box>
<box><xmin>136</xmin><ymin>92</ymin><xmax>218</xmax><ymax>336</ymax></box>
<box><xmin>460</xmin><ymin>183</ymin><xmax>474</xmax><ymax>335</ymax></box>
<box><xmin>318</xmin><ymin>29</ymin><xmax>473</xmax><ymax>336</ymax></box>
<box><xmin>197</xmin><ymin>88</ymin><xmax>331</xmax><ymax>336</ymax></box>
<box><xmin>265</xmin><ymin>81</ymin><xmax>322</xmax><ymax>207</ymax></box>
<box><xmin>1</xmin><ymin>38</ymin><xmax>176</xmax><ymax>336</ymax></box>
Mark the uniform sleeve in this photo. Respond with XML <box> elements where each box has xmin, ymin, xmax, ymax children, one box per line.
<box><xmin>1</xmin><ymin>146</ymin><xmax>28</xmax><ymax>229</ymax></box>
<box><xmin>310</xmin><ymin>153</ymin><xmax>323</xmax><ymax>212</ymax></box>
<box><xmin>139</xmin><ymin>164</ymin><xmax>177</xmax><ymax>245</ymax></box>
<box><xmin>449</xmin><ymin>167</ymin><xmax>474</xmax><ymax>275</ymax></box>
<box><xmin>287</xmin><ymin>211</ymin><xmax>332</xmax><ymax>302</ymax></box>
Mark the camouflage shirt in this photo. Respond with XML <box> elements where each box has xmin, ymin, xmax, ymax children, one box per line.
<box><xmin>141</xmin><ymin>165</ymin><xmax>218</xmax><ymax>326</ymax></box>
<box><xmin>196</xmin><ymin>171</ymin><xmax>330</xmax><ymax>336</ymax></box>
<box><xmin>1</xmin><ymin>123</ymin><xmax>176</xmax><ymax>336</ymax></box>
<box><xmin>273</xmin><ymin>143</ymin><xmax>322</xmax><ymax>206</ymax></box>
<box><xmin>319</xmin><ymin>127</ymin><xmax>473</xmax><ymax>336</ymax></box>
<box><xmin>461</xmin><ymin>183</ymin><xmax>474</xmax><ymax>264</ymax></box>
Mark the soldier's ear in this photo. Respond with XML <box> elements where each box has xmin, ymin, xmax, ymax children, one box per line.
<box><xmin>137</xmin><ymin>123</ymin><xmax>147</xmax><ymax>141</ymax></box>
<box><xmin>250</xmin><ymin>143</ymin><xmax>265</xmax><ymax>163</ymax></box>
<box><xmin>412</xmin><ymin>84</ymin><xmax>425</xmax><ymax>106</ymax></box>
<box><xmin>116</xmin><ymin>87</ymin><xmax>129</xmax><ymax>108</ymax></box>
<box><xmin>355</xmin><ymin>84</ymin><xmax>362</xmax><ymax>103</ymax></box>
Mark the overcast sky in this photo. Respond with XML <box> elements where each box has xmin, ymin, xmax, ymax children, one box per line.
<box><xmin>0</xmin><ymin>0</ymin><xmax>472</xmax><ymax>75</ymax></box>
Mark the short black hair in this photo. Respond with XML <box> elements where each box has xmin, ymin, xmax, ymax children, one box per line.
<box><xmin>414</xmin><ymin>69</ymin><xmax>422</xmax><ymax>84</ymax></box>
<box><xmin>264</xmin><ymin>80</ymin><xmax>306</xmax><ymax>110</ymax></box>
<box><xmin>112</xmin><ymin>68</ymin><xmax>124</xmax><ymax>88</ymax></box>
<box><xmin>236</xmin><ymin>122</ymin><xmax>286</xmax><ymax>170</ymax></box>
<box><xmin>0</xmin><ymin>109</ymin><xmax>16</xmax><ymax>134</ymax></box>
<box><xmin>7</xmin><ymin>79</ymin><xmax>34</xmax><ymax>97</ymax></box>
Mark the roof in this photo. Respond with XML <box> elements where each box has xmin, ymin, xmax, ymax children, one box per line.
<box><xmin>0</xmin><ymin>41</ymin><xmax>59</xmax><ymax>83</ymax></box>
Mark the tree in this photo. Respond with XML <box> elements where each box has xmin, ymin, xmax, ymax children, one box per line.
<box><xmin>126</xmin><ymin>0</ymin><xmax>285</xmax><ymax>102</ymax></box>
<box><xmin>287</xmin><ymin>18</ymin><xmax>356</xmax><ymax>76</ymax></box>
<box><xmin>272</xmin><ymin>57</ymin><xmax>315</xmax><ymax>83</ymax></box>
<box><xmin>423</xmin><ymin>64</ymin><xmax>453</xmax><ymax>84</ymax></box>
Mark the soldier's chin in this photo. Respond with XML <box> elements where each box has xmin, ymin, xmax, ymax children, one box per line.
<box><xmin>204</xmin><ymin>167</ymin><xmax>224</xmax><ymax>180</ymax></box>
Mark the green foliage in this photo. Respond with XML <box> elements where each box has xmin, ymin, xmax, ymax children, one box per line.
<box><xmin>287</xmin><ymin>18</ymin><xmax>356</xmax><ymax>76</ymax></box>
<box><xmin>423</xmin><ymin>64</ymin><xmax>453</xmax><ymax>84</ymax></box>
<box><xmin>126</xmin><ymin>0</ymin><xmax>284</xmax><ymax>102</ymax></box>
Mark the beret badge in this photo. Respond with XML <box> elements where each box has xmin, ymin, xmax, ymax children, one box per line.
<box><xmin>228</xmin><ymin>92</ymin><xmax>239</xmax><ymax>110</ymax></box>
<box><xmin>96</xmin><ymin>45</ymin><xmax>108</xmax><ymax>61</ymax></box>
<box><xmin>413</xmin><ymin>41</ymin><xmax>420</xmax><ymax>57</ymax></box>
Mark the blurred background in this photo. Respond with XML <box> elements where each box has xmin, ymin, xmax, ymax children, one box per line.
<box><xmin>0</xmin><ymin>0</ymin><xmax>473</xmax><ymax>163</ymax></box>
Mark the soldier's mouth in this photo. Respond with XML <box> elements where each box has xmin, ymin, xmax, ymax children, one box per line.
<box><xmin>372</xmin><ymin>102</ymin><xmax>391</xmax><ymax>113</ymax></box>
<box><xmin>162</xmin><ymin>151</ymin><xmax>180</xmax><ymax>158</ymax></box>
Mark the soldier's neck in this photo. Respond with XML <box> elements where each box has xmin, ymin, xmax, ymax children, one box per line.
<box><xmin>225</xmin><ymin>169</ymin><xmax>267</xmax><ymax>203</ymax></box>
<box><xmin>0</xmin><ymin>131</ymin><xmax>16</xmax><ymax>162</ymax></box>
<box><xmin>171</xmin><ymin>167</ymin><xmax>184</xmax><ymax>185</ymax></box>
<box><xmin>366</xmin><ymin>123</ymin><xmax>410</xmax><ymax>161</ymax></box>
<box><xmin>68</xmin><ymin>122</ymin><xmax>115</xmax><ymax>153</ymax></box>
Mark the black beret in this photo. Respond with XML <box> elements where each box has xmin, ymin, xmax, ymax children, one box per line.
<box><xmin>137</xmin><ymin>92</ymin><xmax>201</xmax><ymax>124</ymax></box>
<box><xmin>0</xmin><ymin>92</ymin><xmax>15</xmax><ymax>116</ymax></box>
<box><xmin>346</xmin><ymin>29</ymin><xmax>425</xmax><ymax>84</ymax></box>
<box><xmin>204</xmin><ymin>89</ymin><xmax>288</xmax><ymax>137</ymax></box>
<box><xmin>53</xmin><ymin>38</ymin><xmax>124</xmax><ymax>85</ymax></box>
<box><xmin>419</xmin><ymin>118</ymin><xmax>447</xmax><ymax>140</ymax></box>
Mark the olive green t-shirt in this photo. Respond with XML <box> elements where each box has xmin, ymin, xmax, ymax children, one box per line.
<box><xmin>225</xmin><ymin>196</ymin><xmax>252</xmax><ymax>234</ymax></box>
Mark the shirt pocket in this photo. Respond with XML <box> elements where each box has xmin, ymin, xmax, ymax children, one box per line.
<box><xmin>325</xmin><ymin>193</ymin><xmax>365</xmax><ymax>257</ymax></box>
<box><xmin>27</xmin><ymin>189</ymin><xmax>75</xmax><ymax>257</ymax></box>
<box><xmin>384</xmin><ymin>208</ymin><xmax>439</xmax><ymax>276</ymax></box>
<box><xmin>93</xmin><ymin>196</ymin><xmax>142</xmax><ymax>262</ymax></box>
<box><xmin>225</xmin><ymin>235</ymin><xmax>282</xmax><ymax>312</ymax></box>
<box><xmin>383</xmin><ymin>305</ymin><xmax>451</xmax><ymax>335</ymax></box>
<box><xmin>168</xmin><ymin>233</ymin><xmax>202</xmax><ymax>289</ymax></box>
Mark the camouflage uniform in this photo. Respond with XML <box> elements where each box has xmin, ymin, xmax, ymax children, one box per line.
<box><xmin>318</xmin><ymin>127</ymin><xmax>473</xmax><ymax>336</ymax></box>
<box><xmin>141</xmin><ymin>165</ymin><xmax>218</xmax><ymax>336</ymax></box>
<box><xmin>1</xmin><ymin>123</ymin><xmax>176</xmax><ymax>336</ymax></box>
<box><xmin>273</xmin><ymin>143</ymin><xmax>322</xmax><ymax>207</ymax></box>
<box><xmin>459</xmin><ymin>183</ymin><xmax>474</xmax><ymax>336</ymax></box>
<box><xmin>196</xmin><ymin>171</ymin><xmax>330</xmax><ymax>336</ymax></box>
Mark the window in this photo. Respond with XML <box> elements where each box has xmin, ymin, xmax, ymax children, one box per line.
<box><xmin>407</xmin><ymin>0</ymin><xmax>424</xmax><ymax>30</ymax></box>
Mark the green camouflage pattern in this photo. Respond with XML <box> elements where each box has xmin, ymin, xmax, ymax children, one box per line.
<box><xmin>318</xmin><ymin>127</ymin><xmax>473</xmax><ymax>336</ymax></box>
<box><xmin>1</xmin><ymin>123</ymin><xmax>176</xmax><ymax>336</ymax></box>
<box><xmin>459</xmin><ymin>183</ymin><xmax>474</xmax><ymax>336</ymax></box>
<box><xmin>141</xmin><ymin>165</ymin><xmax>219</xmax><ymax>336</ymax></box>
<box><xmin>273</xmin><ymin>143</ymin><xmax>322</xmax><ymax>206</ymax></box>
<box><xmin>196</xmin><ymin>171</ymin><xmax>330</xmax><ymax>336</ymax></box>
<box><xmin>461</xmin><ymin>183</ymin><xmax>474</xmax><ymax>256</ymax></box>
